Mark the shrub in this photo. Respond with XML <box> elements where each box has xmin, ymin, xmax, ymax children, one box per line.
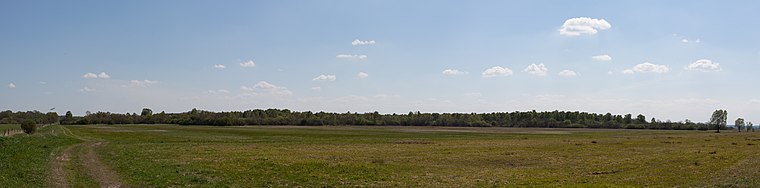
<box><xmin>20</xmin><ymin>120</ymin><xmax>37</xmax><ymax>135</ymax></box>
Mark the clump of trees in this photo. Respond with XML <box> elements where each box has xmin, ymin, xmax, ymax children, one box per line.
<box><xmin>0</xmin><ymin>110</ymin><xmax>59</xmax><ymax>125</ymax></box>
<box><xmin>20</xmin><ymin>120</ymin><xmax>37</xmax><ymax>134</ymax></box>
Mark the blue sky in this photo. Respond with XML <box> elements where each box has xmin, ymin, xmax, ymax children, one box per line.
<box><xmin>1</xmin><ymin>1</ymin><xmax>759</xmax><ymax>122</ymax></box>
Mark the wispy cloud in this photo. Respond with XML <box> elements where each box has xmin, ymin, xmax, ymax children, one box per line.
<box><xmin>591</xmin><ymin>54</ymin><xmax>612</xmax><ymax>61</ymax></box>
<box><xmin>213</xmin><ymin>64</ymin><xmax>226</xmax><ymax>70</ymax></box>
<box><xmin>336</xmin><ymin>54</ymin><xmax>367</xmax><ymax>60</ymax></box>
<box><xmin>7</xmin><ymin>83</ymin><xmax>15</xmax><ymax>89</ymax></box>
<box><xmin>357</xmin><ymin>72</ymin><xmax>369</xmax><ymax>79</ymax></box>
<box><xmin>558</xmin><ymin>70</ymin><xmax>578</xmax><ymax>77</ymax></box>
<box><xmin>442</xmin><ymin>69</ymin><xmax>468</xmax><ymax>75</ymax></box>
<box><xmin>80</xmin><ymin>87</ymin><xmax>95</xmax><ymax>92</ymax></box>
<box><xmin>313</xmin><ymin>74</ymin><xmax>337</xmax><ymax>81</ymax></box>
<box><xmin>127</xmin><ymin>80</ymin><xmax>159</xmax><ymax>87</ymax></box>
<box><xmin>351</xmin><ymin>39</ymin><xmax>376</xmax><ymax>46</ymax></box>
<box><xmin>241</xmin><ymin>81</ymin><xmax>293</xmax><ymax>97</ymax></box>
<box><xmin>83</xmin><ymin>72</ymin><xmax>110</xmax><ymax>79</ymax></box>
<box><xmin>240</xmin><ymin>60</ymin><xmax>255</xmax><ymax>67</ymax></box>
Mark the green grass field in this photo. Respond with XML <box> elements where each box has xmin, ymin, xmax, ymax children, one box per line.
<box><xmin>3</xmin><ymin>125</ymin><xmax>760</xmax><ymax>187</ymax></box>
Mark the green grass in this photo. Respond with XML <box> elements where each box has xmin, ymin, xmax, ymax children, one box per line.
<box><xmin>61</xmin><ymin>125</ymin><xmax>760</xmax><ymax>187</ymax></box>
<box><xmin>0</xmin><ymin>125</ymin><xmax>81</xmax><ymax>187</ymax></box>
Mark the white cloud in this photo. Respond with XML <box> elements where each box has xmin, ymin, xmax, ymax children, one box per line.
<box><xmin>607</xmin><ymin>71</ymin><xmax>614</xmax><ymax>75</ymax></box>
<box><xmin>482</xmin><ymin>66</ymin><xmax>513</xmax><ymax>77</ymax></box>
<box><xmin>83</xmin><ymin>72</ymin><xmax>110</xmax><ymax>79</ymax></box>
<box><xmin>523</xmin><ymin>63</ymin><xmax>548</xmax><ymax>76</ymax></box>
<box><xmin>80</xmin><ymin>87</ymin><xmax>95</xmax><ymax>92</ymax></box>
<box><xmin>558</xmin><ymin>70</ymin><xmax>578</xmax><ymax>77</ymax></box>
<box><xmin>336</xmin><ymin>54</ymin><xmax>368</xmax><ymax>60</ymax></box>
<box><xmin>591</xmin><ymin>54</ymin><xmax>612</xmax><ymax>61</ymax></box>
<box><xmin>442</xmin><ymin>69</ymin><xmax>468</xmax><ymax>75</ymax></box>
<box><xmin>311</xmin><ymin>86</ymin><xmax>322</xmax><ymax>91</ymax></box>
<box><xmin>240</xmin><ymin>60</ymin><xmax>255</xmax><ymax>67</ymax></box>
<box><xmin>213</xmin><ymin>64</ymin><xmax>226</xmax><ymax>70</ymax></box>
<box><xmin>240</xmin><ymin>86</ymin><xmax>254</xmax><ymax>91</ymax></box>
<box><xmin>559</xmin><ymin>17</ymin><xmax>612</xmax><ymax>36</ymax></box>
<box><xmin>463</xmin><ymin>92</ymin><xmax>482</xmax><ymax>97</ymax></box>
<box><xmin>127</xmin><ymin>80</ymin><xmax>159</xmax><ymax>87</ymax></box>
<box><xmin>622</xmin><ymin>62</ymin><xmax>670</xmax><ymax>74</ymax></box>
<box><xmin>313</xmin><ymin>74</ymin><xmax>337</xmax><ymax>81</ymax></box>
<box><xmin>243</xmin><ymin>81</ymin><xmax>292</xmax><ymax>97</ymax></box>
<box><xmin>357</xmin><ymin>72</ymin><xmax>369</xmax><ymax>79</ymax></box>
<box><xmin>681</xmin><ymin>39</ymin><xmax>689</xmax><ymax>43</ymax></box>
<box><xmin>7</xmin><ymin>83</ymin><xmax>15</xmax><ymax>89</ymax></box>
<box><xmin>351</xmin><ymin>39</ymin><xmax>376</xmax><ymax>46</ymax></box>
<box><xmin>686</xmin><ymin>59</ymin><xmax>721</xmax><ymax>72</ymax></box>
<box><xmin>206</xmin><ymin>89</ymin><xmax>230</xmax><ymax>94</ymax></box>
<box><xmin>83</xmin><ymin>73</ymin><xmax>97</xmax><ymax>79</ymax></box>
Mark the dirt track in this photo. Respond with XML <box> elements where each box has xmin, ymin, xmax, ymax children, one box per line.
<box><xmin>50</xmin><ymin>126</ymin><xmax>125</xmax><ymax>188</ymax></box>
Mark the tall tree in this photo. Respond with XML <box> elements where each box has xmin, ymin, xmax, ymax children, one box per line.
<box><xmin>141</xmin><ymin>108</ymin><xmax>153</xmax><ymax>117</ymax></box>
<box><xmin>709</xmin><ymin>109</ymin><xmax>727</xmax><ymax>133</ymax></box>
<box><xmin>735</xmin><ymin>118</ymin><xmax>745</xmax><ymax>132</ymax></box>
<box><xmin>748</xmin><ymin>122</ymin><xmax>754</xmax><ymax>132</ymax></box>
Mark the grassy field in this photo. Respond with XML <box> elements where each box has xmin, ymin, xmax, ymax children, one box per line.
<box><xmin>3</xmin><ymin>125</ymin><xmax>760</xmax><ymax>187</ymax></box>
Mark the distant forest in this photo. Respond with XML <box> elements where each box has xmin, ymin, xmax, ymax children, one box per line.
<box><xmin>0</xmin><ymin>108</ymin><xmax>727</xmax><ymax>130</ymax></box>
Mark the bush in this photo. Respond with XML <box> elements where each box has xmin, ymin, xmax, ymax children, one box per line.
<box><xmin>20</xmin><ymin>120</ymin><xmax>37</xmax><ymax>135</ymax></box>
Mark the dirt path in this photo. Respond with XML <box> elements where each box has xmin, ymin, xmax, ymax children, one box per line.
<box><xmin>50</xmin><ymin>126</ymin><xmax>126</xmax><ymax>188</ymax></box>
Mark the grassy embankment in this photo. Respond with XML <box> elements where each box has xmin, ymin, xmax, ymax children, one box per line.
<box><xmin>59</xmin><ymin>125</ymin><xmax>760</xmax><ymax>187</ymax></box>
<box><xmin>0</xmin><ymin>125</ymin><xmax>81</xmax><ymax>187</ymax></box>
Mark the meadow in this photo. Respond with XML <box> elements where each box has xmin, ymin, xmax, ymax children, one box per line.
<box><xmin>2</xmin><ymin>124</ymin><xmax>760</xmax><ymax>187</ymax></box>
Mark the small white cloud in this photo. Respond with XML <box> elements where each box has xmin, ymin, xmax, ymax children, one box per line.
<box><xmin>313</xmin><ymin>74</ymin><xmax>337</xmax><ymax>81</ymax></box>
<box><xmin>7</xmin><ymin>83</ymin><xmax>16</xmax><ymax>89</ymax></box>
<box><xmin>213</xmin><ymin>64</ymin><xmax>226</xmax><ymax>70</ymax></box>
<box><xmin>357</xmin><ymin>72</ymin><xmax>369</xmax><ymax>79</ymax></box>
<box><xmin>559</xmin><ymin>17</ymin><xmax>612</xmax><ymax>36</ymax></box>
<box><xmin>206</xmin><ymin>89</ymin><xmax>230</xmax><ymax>94</ymax></box>
<box><xmin>38</xmin><ymin>81</ymin><xmax>47</xmax><ymax>84</ymax></box>
<box><xmin>240</xmin><ymin>86</ymin><xmax>254</xmax><ymax>91</ymax></box>
<box><xmin>463</xmin><ymin>92</ymin><xmax>482</xmax><ymax>97</ymax></box>
<box><xmin>607</xmin><ymin>71</ymin><xmax>614</xmax><ymax>75</ymax></box>
<box><xmin>240</xmin><ymin>60</ymin><xmax>256</xmax><ymax>67</ymax></box>
<box><xmin>98</xmin><ymin>72</ymin><xmax>110</xmax><ymax>79</ymax></box>
<box><xmin>80</xmin><ymin>87</ymin><xmax>95</xmax><ymax>92</ymax></box>
<box><xmin>524</xmin><ymin>63</ymin><xmax>548</xmax><ymax>76</ymax></box>
<box><xmin>482</xmin><ymin>66</ymin><xmax>513</xmax><ymax>77</ymax></box>
<box><xmin>351</xmin><ymin>39</ymin><xmax>376</xmax><ymax>46</ymax></box>
<box><xmin>442</xmin><ymin>69</ymin><xmax>468</xmax><ymax>75</ymax></box>
<box><xmin>622</xmin><ymin>62</ymin><xmax>670</xmax><ymax>74</ymax></box>
<box><xmin>243</xmin><ymin>81</ymin><xmax>292</xmax><ymax>97</ymax></box>
<box><xmin>336</xmin><ymin>54</ymin><xmax>368</xmax><ymax>60</ymax></box>
<box><xmin>127</xmin><ymin>80</ymin><xmax>159</xmax><ymax>87</ymax></box>
<box><xmin>695</xmin><ymin>39</ymin><xmax>701</xmax><ymax>43</ymax></box>
<box><xmin>82</xmin><ymin>73</ymin><xmax>97</xmax><ymax>79</ymax></box>
<box><xmin>591</xmin><ymin>54</ymin><xmax>612</xmax><ymax>61</ymax></box>
<box><xmin>558</xmin><ymin>70</ymin><xmax>578</xmax><ymax>77</ymax></box>
<box><xmin>686</xmin><ymin>59</ymin><xmax>721</xmax><ymax>72</ymax></box>
<box><xmin>311</xmin><ymin>86</ymin><xmax>322</xmax><ymax>90</ymax></box>
<box><xmin>83</xmin><ymin>72</ymin><xmax>110</xmax><ymax>79</ymax></box>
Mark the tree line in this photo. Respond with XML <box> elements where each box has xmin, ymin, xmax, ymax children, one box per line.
<box><xmin>13</xmin><ymin>108</ymin><xmax>737</xmax><ymax>130</ymax></box>
<box><xmin>1</xmin><ymin>108</ymin><xmax>751</xmax><ymax>131</ymax></box>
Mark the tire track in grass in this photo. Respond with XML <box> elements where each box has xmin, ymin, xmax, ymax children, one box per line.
<box><xmin>50</xmin><ymin>125</ymin><xmax>126</xmax><ymax>188</ymax></box>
